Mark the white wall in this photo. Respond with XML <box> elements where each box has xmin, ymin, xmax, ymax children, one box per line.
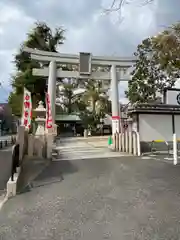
<box><xmin>139</xmin><ymin>114</ymin><xmax>172</xmax><ymax>142</ymax></box>
<box><xmin>175</xmin><ymin>115</ymin><xmax>180</xmax><ymax>139</ymax></box>
<box><xmin>166</xmin><ymin>89</ymin><xmax>180</xmax><ymax>105</ymax></box>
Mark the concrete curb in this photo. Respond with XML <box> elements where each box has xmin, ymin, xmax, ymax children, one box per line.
<box><xmin>0</xmin><ymin>193</ymin><xmax>8</xmax><ymax>210</ymax></box>
<box><xmin>6</xmin><ymin>167</ymin><xmax>21</xmax><ymax>198</ymax></box>
<box><xmin>0</xmin><ymin>167</ymin><xmax>21</xmax><ymax>210</ymax></box>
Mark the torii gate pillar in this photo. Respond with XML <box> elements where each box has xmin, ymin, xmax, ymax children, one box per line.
<box><xmin>48</xmin><ymin>61</ymin><xmax>57</xmax><ymax>123</ymax></box>
<box><xmin>111</xmin><ymin>65</ymin><xmax>120</xmax><ymax>134</ymax></box>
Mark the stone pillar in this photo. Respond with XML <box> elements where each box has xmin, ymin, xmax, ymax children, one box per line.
<box><xmin>34</xmin><ymin>101</ymin><xmax>46</xmax><ymax>158</ymax></box>
<box><xmin>48</xmin><ymin>61</ymin><xmax>57</xmax><ymax>123</ymax></box>
<box><xmin>129</xmin><ymin>131</ymin><xmax>132</xmax><ymax>154</ymax></box>
<box><xmin>122</xmin><ymin>133</ymin><xmax>125</xmax><ymax>152</ymax></box>
<box><xmin>111</xmin><ymin>65</ymin><xmax>120</xmax><ymax>134</ymax></box>
<box><xmin>119</xmin><ymin>133</ymin><xmax>122</xmax><ymax>151</ymax></box>
<box><xmin>133</xmin><ymin>133</ymin><xmax>137</xmax><ymax>155</ymax></box>
<box><xmin>116</xmin><ymin>133</ymin><xmax>119</xmax><ymax>151</ymax></box>
<box><xmin>28</xmin><ymin>134</ymin><xmax>34</xmax><ymax>157</ymax></box>
<box><xmin>125</xmin><ymin>130</ymin><xmax>128</xmax><ymax>152</ymax></box>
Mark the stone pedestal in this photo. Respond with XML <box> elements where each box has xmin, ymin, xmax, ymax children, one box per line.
<box><xmin>45</xmin><ymin>123</ymin><xmax>57</xmax><ymax>159</ymax></box>
<box><xmin>34</xmin><ymin>101</ymin><xmax>46</xmax><ymax>158</ymax></box>
<box><xmin>84</xmin><ymin>129</ymin><xmax>88</xmax><ymax>138</ymax></box>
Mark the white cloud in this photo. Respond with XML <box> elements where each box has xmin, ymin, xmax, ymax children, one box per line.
<box><xmin>0</xmin><ymin>0</ymin><xmax>180</xmax><ymax>103</ymax></box>
<box><xmin>0</xmin><ymin>4</ymin><xmax>34</xmax><ymax>51</ymax></box>
<box><xmin>0</xmin><ymin>2</ymin><xmax>34</xmax><ymax>101</ymax></box>
<box><xmin>0</xmin><ymin>4</ymin><xmax>21</xmax><ymax>23</ymax></box>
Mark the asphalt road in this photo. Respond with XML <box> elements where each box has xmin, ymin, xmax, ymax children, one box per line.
<box><xmin>0</xmin><ymin>147</ymin><xmax>12</xmax><ymax>194</ymax></box>
<box><xmin>1</xmin><ymin>156</ymin><xmax>180</xmax><ymax>239</ymax></box>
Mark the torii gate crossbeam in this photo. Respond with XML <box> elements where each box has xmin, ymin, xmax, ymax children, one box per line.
<box><xmin>23</xmin><ymin>47</ymin><xmax>137</xmax><ymax>134</ymax></box>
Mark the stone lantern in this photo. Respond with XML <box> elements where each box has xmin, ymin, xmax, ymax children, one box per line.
<box><xmin>31</xmin><ymin>101</ymin><xmax>47</xmax><ymax>158</ymax></box>
<box><xmin>34</xmin><ymin>101</ymin><xmax>46</xmax><ymax>137</ymax></box>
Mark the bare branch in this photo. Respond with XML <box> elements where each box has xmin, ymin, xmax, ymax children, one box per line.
<box><xmin>110</xmin><ymin>0</ymin><xmax>117</xmax><ymax>9</ymax></box>
<box><xmin>139</xmin><ymin>0</ymin><xmax>154</xmax><ymax>7</ymax></box>
<box><xmin>103</xmin><ymin>0</ymin><xmax>154</xmax><ymax>13</ymax></box>
<box><xmin>104</xmin><ymin>0</ymin><xmax>125</xmax><ymax>13</ymax></box>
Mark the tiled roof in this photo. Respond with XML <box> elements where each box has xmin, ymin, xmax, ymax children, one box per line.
<box><xmin>128</xmin><ymin>103</ymin><xmax>180</xmax><ymax>114</ymax></box>
<box><xmin>56</xmin><ymin>114</ymin><xmax>81</xmax><ymax>121</ymax></box>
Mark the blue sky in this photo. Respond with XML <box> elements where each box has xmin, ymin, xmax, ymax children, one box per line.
<box><xmin>0</xmin><ymin>0</ymin><xmax>180</xmax><ymax>103</ymax></box>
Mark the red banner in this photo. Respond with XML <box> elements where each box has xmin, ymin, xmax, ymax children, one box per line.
<box><xmin>45</xmin><ymin>93</ymin><xmax>53</xmax><ymax>129</ymax></box>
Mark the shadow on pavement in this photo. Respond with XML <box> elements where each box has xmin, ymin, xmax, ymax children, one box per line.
<box><xmin>32</xmin><ymin>160</ymin><xmax>78</xmax><ymax>188</ymax></box>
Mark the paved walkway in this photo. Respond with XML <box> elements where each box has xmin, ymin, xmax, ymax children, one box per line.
<box><xmin>1</xmin><ymin>156</ymin><xmax>180</xmax><ymax>239</ymax></box>
<box><xmin>54</xmin><ymin>137</ymin><xmax>128</xmax><ymax>160</ymax></box>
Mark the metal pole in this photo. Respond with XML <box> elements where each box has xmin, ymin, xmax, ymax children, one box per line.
<box><xmin>172</xmin><ymin>114</ymin><xmax>178</xmax><ymax>165</ymax></box>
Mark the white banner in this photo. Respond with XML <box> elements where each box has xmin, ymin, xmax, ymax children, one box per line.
<box><xmin>21</xmin><ymin>88</ymin><xmax>32</xmax><ymax>130</ymax></box>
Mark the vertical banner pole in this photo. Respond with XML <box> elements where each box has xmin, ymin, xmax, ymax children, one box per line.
<box><xmin>172</xmin><ymin>114</ymin><xmax>178</xmax><ymax>165</ymax></box>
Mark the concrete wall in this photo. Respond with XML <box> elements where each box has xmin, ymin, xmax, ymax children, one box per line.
<box><xmin>139</xmin><ymin>114</ymin><xmax>172</xmax><ymax>142</ymax></box>
<box><xmin>175</xmin><ymin>115</ymin><xmax>180</xmax><ymax>140</ymax></box>
<box><xmin>139</xmin><ymin>114</ymin><xmax>174</xmax><ymax>153</ymax></box>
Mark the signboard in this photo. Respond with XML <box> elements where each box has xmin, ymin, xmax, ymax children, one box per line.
<box><xmin>21</xmin><ymin>88</ymin><xmax>32</xmax><ymax>130</ymax></box>
<box><xmin>79</xmin><ymin>52</ymin><xmax>91</xmax><ymax>75</ymax></box>
<box><xmin>112</xmin><ymin>116</ymin><xmax>120</xmax><ymax>134</ymax></box>
<box><xmin>177</xmin><ymin>93</ymin><xmax>180</xmax><ymax>105</ymax></box>
<box><xmin>164</xmin><ymin>88</ymin><xmax>180</xmax><ymax>105</ymax></box>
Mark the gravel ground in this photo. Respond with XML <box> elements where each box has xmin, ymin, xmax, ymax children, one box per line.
<box><xmin>1</xmin><ymin>156</ymin><xmax>180</xmax><ymax>239</ymax></box>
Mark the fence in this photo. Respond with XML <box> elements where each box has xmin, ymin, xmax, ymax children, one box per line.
<box><xmin>112</xmin><ymin>129</ymin><xmax>180</xmax><ymax>165</ymax></box>
<box><xmin>113</xmin><ymin>130</ymin><xmax>140</xmax><ymax>156</ymax></box>
<box><xmin>149</xmin><ymin>140</ymin><xmax>173</xmax><ymax>156</ymax></box>
<box><xmin>0</xmin><ymin>136</ymin><xmax>16</xmax><ymax>150</ymax></box>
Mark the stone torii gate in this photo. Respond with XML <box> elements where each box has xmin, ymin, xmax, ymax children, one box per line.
<box><xmin>23</xmin><ymin>47</ymin><xmax>136</xmax><ymax>134</ymax></box>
